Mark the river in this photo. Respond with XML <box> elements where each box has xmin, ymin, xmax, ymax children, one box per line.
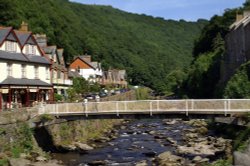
<box><xmin>52</xmin><ymin>119</ymin><xmax>229</xmax><ymax>166</ymax></box>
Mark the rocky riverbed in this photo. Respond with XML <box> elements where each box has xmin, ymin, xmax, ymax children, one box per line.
<box><xmin>52</xmin><ymin>119</ymin><xmax>232</xmax><ymax>166</ymax></box>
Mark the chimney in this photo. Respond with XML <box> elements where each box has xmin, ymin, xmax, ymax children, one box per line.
<box><xmin>243</xmin><ymin>10</ymin><xmax>250</xmax><ymax>17</ymax></box>
<box><xmin>34</xmin><ymin>34</ymin><xmax>47</xmax><ymax>47</ymax></box>
<box><xmin>236</xmin><ymin>14</ymin><xmax>244</xmax><ymax>22</ymax></box>
<box><xmin>19</xmin><ymin>21</ymin><xmax>28</xmax><ymax>32</ymax></box>
<box><xmin>82</xmin><ymin>55</ymin><xmax>91</xmax><ymax>63</ymax></box>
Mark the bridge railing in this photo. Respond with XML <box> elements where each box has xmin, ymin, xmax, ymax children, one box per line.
<box><xmin>38</xmin><ymin>99</ymin><xmax>250</xmax><ymax>116</ymax></box>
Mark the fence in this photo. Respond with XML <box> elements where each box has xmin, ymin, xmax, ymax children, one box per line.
<box><xmin>38</xmin><ymin>99</ymin><xmax>250</xmax><ymax>116</ymax></box>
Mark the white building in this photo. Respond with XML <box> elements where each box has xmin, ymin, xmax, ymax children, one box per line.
<box><xmin>69</xmin><ymin>55</ymin><xmax>103</xmax><ymax>83</ymax></box>
<box><xmin>0</xmin><ymin>23</ymin><xmax>53</xmax><ymax>110</ymax></box>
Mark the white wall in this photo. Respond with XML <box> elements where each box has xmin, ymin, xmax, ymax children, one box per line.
<box><xmin>0</xmin><ymin>41</ymin><xmax>21</xmax><ymax>53</ymax></box>
<box><xmin>79</xmin><ymin>68</ymin><xmax>96</xmax><ymax>80</ymax></box>
<box><xmin>0</xmin><ymin>62</ymin><xmax>7</xmax><ymax>82</ymax></box>
<box><xmin>23</xmin><ymin>44</ymin><xmax>41</xmax><ymax>56</ymax></box>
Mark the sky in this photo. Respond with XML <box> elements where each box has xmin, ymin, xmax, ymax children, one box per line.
<box><xmin>70</xmin><ymin>0</ymin><xmax>246</xmax><ymax>21</ymax></box>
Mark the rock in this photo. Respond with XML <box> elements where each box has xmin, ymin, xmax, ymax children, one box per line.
<box><xmin>195</xmin><ymin>126</ymin><xmax>208</xmax><ymax>135</ymax></box>
<box><xmin>9</xmin><ymin>158</ymin><xmax>31</xmax><ymax>166</ymax></box>
<box><xmin>61</xmin><ymin>144</ymin><xmax>76</xmax><ymax>151</ymax></box>
<box><xmin>164</xmin><ymin>120</ymin><xmax>177</xmax><ymax>125</ymax></box>
<box><xmin>88</xmin><ymin>160</ymin><xmax>106</xmax><ymax>166</ymax></box>
<box><xmin>177</xmin><ymin>142</ymin><xmax>219</xmax><ymax>156</ymax></box>
<box><xmin>199</xmin><ymin>158</ymin><xmax>209</xmax><ymax>163</ymax></box>
<box><xmin>149</xmin><ymin>131</ymin><xmax>156</xmax><ymax>135</ymax></box>
<box><xmin>234</xmin><ymin>151</ymin><xmax>250</xmax><ymax>166</ymax></box>
<box><xmin>192</xmin><ymin>156</ymin><xmax>202</xmax><ymax>162</ymax></box>
<box><xmin>120</xmin><ymin>126</ymin><xmax>126</xmax><ymax>130</ymax></box>
<box><xmin>186</xmin><ymin>119</ymin><xmax>207</xmax><ymax>127</ymax></box>
<box><xmin>166</xmin><ymin>137</ymin><xmax>177</xmax><ymax>145</ymax></box>
<box><xmin>36</xmin><ymin>156</ymin><xmax>47</xmax><ymax>162</ymax></box>
<box><xmin>143</xmin><ymin>151</ymin><xmax>157</xmax><ymax>157</ymax></box>
<box><xmin>75</xmin><ymin>142</ymin><xmax>93</xmax><ymax>151</ymax></box>
<box><xmin>135</xmin><ymin>160</ymin><xmax>148</xmax><ymax>166</ymax></box>
<box><xmin>155</xmin><ymin>151</ymin><xmax>184</xmax><ymax>166</ymax></box>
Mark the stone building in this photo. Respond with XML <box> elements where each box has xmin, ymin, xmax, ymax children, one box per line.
<box><xmin>221</xmin><ymin>11</ymin><xmax>250</xmax><ymax>83</ymax></box>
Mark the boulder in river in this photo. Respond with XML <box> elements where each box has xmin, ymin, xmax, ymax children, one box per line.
<box><xmin>155</xmin><ymin>151</ymin><xmax>185</xmax><ymax>166</ymax></box>
<box><xmin>135</xmin><ymin>160</ymin><xmax>148</xmax><ymax>166</ymax></box>
<box><xmin>74</xmin><ymin>142</ymin><xmax>93</xmax><ymax>151</ymax></box>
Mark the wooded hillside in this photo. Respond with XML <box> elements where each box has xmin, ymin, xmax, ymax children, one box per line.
<box><xmin>0</xmin><ymin>0</ymin><xmax>207</xmax><ymax>93</ymax></box>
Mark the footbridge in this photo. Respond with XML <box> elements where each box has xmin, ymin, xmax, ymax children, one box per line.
<box><xmin>38</xmin><ymin>99</ymin><xmax>250</xmax><ymax>119</ymax></box>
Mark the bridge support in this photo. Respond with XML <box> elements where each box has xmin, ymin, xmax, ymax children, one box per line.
<box><xmin>185</xmin><ymin>100</ymin><xmax>188</xmax><ymax>116</ymax></box>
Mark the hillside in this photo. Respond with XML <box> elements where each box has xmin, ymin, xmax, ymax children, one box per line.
<box><xmin>0</xmin><ymin>0</ymin><xmax>207</xmax><ymax>93</ymax></box>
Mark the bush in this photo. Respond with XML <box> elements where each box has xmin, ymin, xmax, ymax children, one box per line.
<box><xmin>54</xmin><ymin>93</ymin><xmax>63</xmax><ymax>102</ymax></box>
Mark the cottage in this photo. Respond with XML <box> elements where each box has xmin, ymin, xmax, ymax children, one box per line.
<box><xmin>0</xmin><ymin>23</ymin><xmax>53</xmax><ymax>110</ymax></box>
<box><xmin>69</xmin><ymin>55</ymin><xmax>102</xmax><ymax>83</ymax></box>
<box><xmin>102</xmin><ymin>69</ymin><xmax>127</xmax><ymax>88</ymax></box>
<box><xmin>34</xmin><ymin>34</ymin><xmax>73</xmax><ymax>98</ymax></box>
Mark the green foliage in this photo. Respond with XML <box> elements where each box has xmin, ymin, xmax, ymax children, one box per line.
<box><xmin>0</xmin><ymin>0</ymin><xmax>206</xmax><ymax>94</ymax></box>
<box><xmin>223</xmin><ymin>62</ymin><xmax>250</xmax><ymax>98</ymax></box>
<box><xmin>17</xmin><ymin>123</ymin><xmax>33</xmax><ymax>152</ymax></box>
<box><xmin>209</xmin><ymin>159</ymin><xmax>232</xmax><ymax>166</ymax></box>
<box><xmin>54</xmin><ymin>93</ymin><xmax>63</xmax><ymax>101</ymax></box>
<box><xmin>135</xmin><ymin>87</ymin><xmax>150</xmax><ymax>100</ymax></box>
<box><xmin>193</xmin><ymin>9</ymin><xmax>238</xmax><ymax>57</ymax></box>
<box><xmin>0</xmin><ymin>159</ymin><xmax>8</xmax><ymax>166</ymax></box>
<box><xmin>72</xmin><ymin>77</ymin><xmax>88</xmax><ymax>95</ymax></box>
<box><xmin>185</xmin><ymin>50</ymin><xmax>222</xmax><ymax>98</ymax></box>
<box><xmin>39</xmin><ymin>114</ymin><xmax>54</xmax><ymax>122</ymax></box>
<box><xmin>66</xmin><ymin>88</ymin><xmax>78</xmax><ymax>102</ymax></box>
<box><xmin>183</xmin><ymin>6</ymin><xmax>242</xmax><ymax>98</ymax></box>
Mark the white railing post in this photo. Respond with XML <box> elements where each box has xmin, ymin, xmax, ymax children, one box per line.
<box><xmin>224</xmin><ymin>100</ymin><xmax>227</xmax><ymax>116</ymax></box>
<box><xmin>56</xmin><ymin>103</ymin><xmax>59</xmax><ymax>115</ymax></box>
<box><xmin>227</xmin><ymin>99</ymin><xmax>231</xmax><ymax>113</ymax></box>
<box><xmin>116</xmin><ymin>102</ymin><xmax>119</xmax><ymax>117</ymax></box>
<box><xmin>191</xmin><ymin>99</ymin><xmax>194</xmax><ymax>111</ymax></box>
<box><xmin>66</xmin><ymin>103</ymin><xmax>69</xmax><ymax>113</ymax></box>
<box><xmin>85</xmin><ymin>103</ymin><xmax>88</xmax><ymax>117</ymax></box>
<box><xmin>150</xmin><ymin>101</ymin><xmax>153</xmax><ymax>116</ymax></box>
<box><xmin>124</xmin><ymin>101</ymin><xmax>127</xmax><ymax>112</ymax></box>
<box><xmin>157</xmin><ymin>100</ymin><xmax>160</xmax><ymax>111</ymax></box>
<box><xmin>185</xmin><ymin>100</ymin><xmax>189</xmax><ymax>116</ymax></box>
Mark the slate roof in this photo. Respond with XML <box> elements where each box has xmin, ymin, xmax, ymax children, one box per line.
<box><xmin>78</xmin><ymin>56</ymin><xmax>95</xmax><ymax>69</ymax></box>
<box><xmin>0</xmin><ymin>77</ymin><xmax>52</xmax><ymax>87</ymax></box>
<box><xmin>0</xmin><ymin>50</ymin><xmax>50</xmax><ymax>65</ymax></box>
<box><xmin>14</xmin><ymin>30</ymin><xmax>32</xmax><ymax>47</ymax></box>
<box><xmin>26</xmin><ymin>55</ymin><xmax>51</xmax><ymax>64</ymax></box>
<box><xmin>0</xmin><ymin>27</ymin><xmax>12</xmax><ymax>45</ymax></box>
<box><xmin>0</xmin><ymin>50</ymin><xmax>28</xmax><ymax>61</ymax></box>
<box><xmin>68</xmin><ymin>70</ymin><xmax>81</xmax><ymax>78</ymax></box>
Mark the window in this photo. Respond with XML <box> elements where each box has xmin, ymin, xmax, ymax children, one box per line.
<box><xmin>5</xmin><ymin>41</ymin><xmax>16</xmax><ymax>52</ymax></box>
<box><xmin>21</xmin><ymin>64</ymin><xmax>26</xmax><ymax>78</ymax></box>
<box><xmin>25</xmin><ymin>44</ymin><xmax>36</xmax><ymax>55</ymax></box>
<box><xmin>57</xmin><ymin>70</ymin><xmax>61</xmax><ymax>79</ymax></box>
<box><xmin>31</xmin><ymin>45</ymin><xmax>36</xmax><ymax>55</ymax></box>
<box><xmin>77</xmin><ymin>66</ymin><xmax>80</xmax><ymax>73</ymax></box>
<box><xmin>7</xmin><ymin>63</ymin><xmax>12</xmax><ymax>77</ymax></box>
<box><xmin>35</xmin><ymin>66</ymin><xmax>39</xmax><ymax>79</ymax></box>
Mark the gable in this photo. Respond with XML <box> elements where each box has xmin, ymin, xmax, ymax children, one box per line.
<box><xmin>70</xmin><ymin>58</ymin><xmax>94</xmax><ymax>69</ymax></box>
<box><xmin>6</xmin><ymin>32</ymin><xmax>16</xmax><ymax>41</ymax></box>
<box><xmin>26</xmin><ymin>36</ymin><xmax>36</xmax><ymax>45</ymax></box>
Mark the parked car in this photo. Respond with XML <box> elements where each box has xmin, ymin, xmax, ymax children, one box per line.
<box><xmin>99</xmin><ymin>92</ymin><xmax>108</xmax><ymax>98</ymax></box>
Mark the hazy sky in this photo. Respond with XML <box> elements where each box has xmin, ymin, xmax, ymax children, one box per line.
<box><xmin>70</xmin><ymin>0</ymin><xmax>246</xmax><ymax>21</ymax></box>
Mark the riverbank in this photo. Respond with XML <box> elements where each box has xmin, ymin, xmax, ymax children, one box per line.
<box><xmin>0</xmin><ymin>110</ymin><xmax>124</xmax><ymax>166</ymax></box>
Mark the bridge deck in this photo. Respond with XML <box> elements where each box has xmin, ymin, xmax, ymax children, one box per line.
<box><xmin>38</xmin><ymin>99</ymin><xmax>250</xmax><ymax>118</ymax></box>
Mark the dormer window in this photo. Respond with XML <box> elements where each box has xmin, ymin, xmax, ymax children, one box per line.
<box><xmin>25</xmin><ymin>44</ymin><xmax>36</xmax><ymax>55</ymax></box>
<box><xmin>5</xmin><ymin>41</ymin><xmax>16</xmax><ymax>52</ymax></box>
